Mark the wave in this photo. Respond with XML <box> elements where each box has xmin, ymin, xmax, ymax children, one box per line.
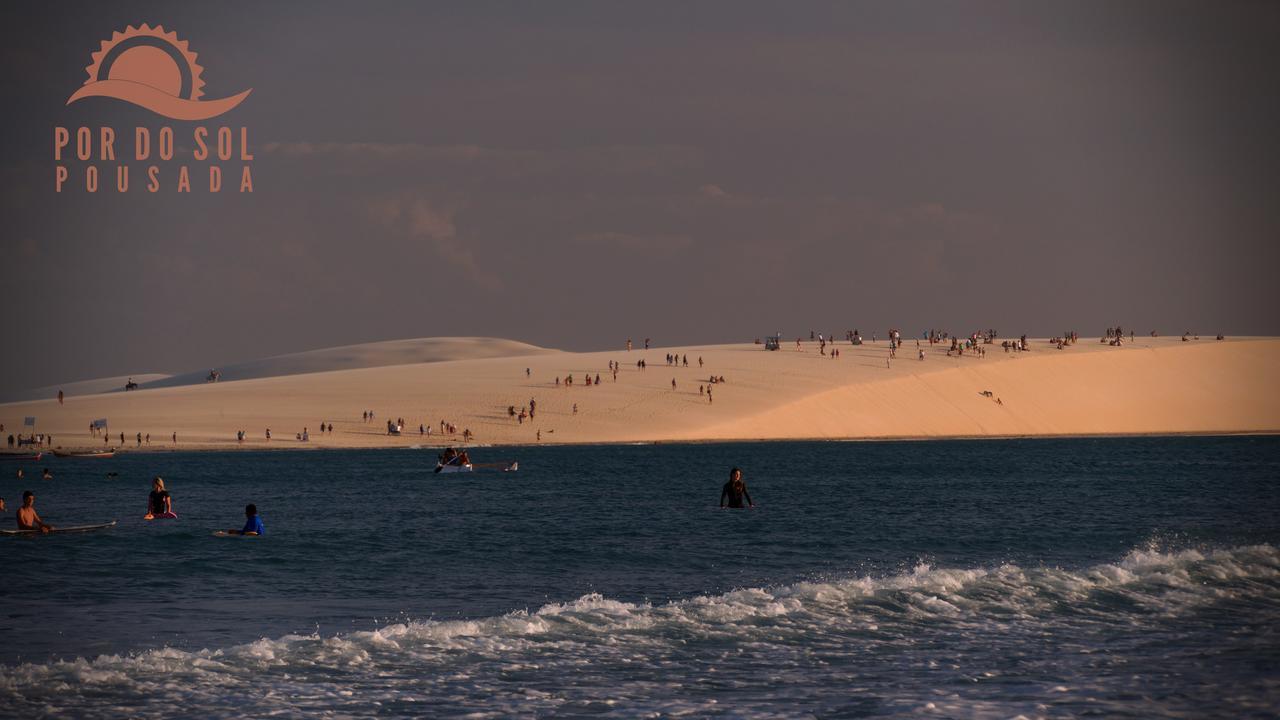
<box><xmin>3</xmin><ymin>544</ymin><xmax>1277</xmax><ymax>717</ymax></box>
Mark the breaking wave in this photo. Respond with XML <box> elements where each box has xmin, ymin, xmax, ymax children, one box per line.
<box><xmin>3</xmin><ymin>544</ymin><xmax>1278</xmax><ymax>718</ymax></box>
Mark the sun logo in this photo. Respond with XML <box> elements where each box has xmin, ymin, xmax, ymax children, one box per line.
<box><xmin>66</xmin><ymin>24</ymin><xmax>251</xmax><ymax>120</ymax></box>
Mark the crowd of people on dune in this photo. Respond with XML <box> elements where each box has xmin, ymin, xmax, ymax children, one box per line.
<box><xmin>4</xmin><ymin>324</ymin><xmax>1238</xmax><ymax>457</ymax></box>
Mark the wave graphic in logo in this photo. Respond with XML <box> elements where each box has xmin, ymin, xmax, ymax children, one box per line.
<box><xmin>66</xmin><ymin>24</ymin><xmax>251</xmax><ymax>120</ymax></box>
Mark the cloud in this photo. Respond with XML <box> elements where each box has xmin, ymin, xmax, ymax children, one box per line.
<box><xmin>573</xmin><ymin>231</ymin><xmax>694</xmax><ymax>253</ymax></box>
<box><xmin>263</xmin><ymin>141</ymin><xmax>704</xmax><ymax>178</ymax></box>
<box><xmin>264</xmin><ymin>142</ymin><xmax>518</xmax><ymax>163</ymax></box>
<box><xmin>367</xmin><ymin>194</ymin><xmax>500</xmax><ymax>290</ymax></box>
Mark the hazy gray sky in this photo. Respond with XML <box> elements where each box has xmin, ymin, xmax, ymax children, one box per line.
<box><xmin>2</xmin><ymin>1</ymin><xmax>1277</xmax><ymax>395</ymax></box>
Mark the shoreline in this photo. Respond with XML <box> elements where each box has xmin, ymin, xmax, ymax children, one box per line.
<box><xmin>5</xmin><ymin>429</ymin><xmax>1276</xmax><ymax>457</ymax></box>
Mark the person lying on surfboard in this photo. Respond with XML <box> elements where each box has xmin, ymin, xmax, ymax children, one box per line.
<box><xmin>17</xmin><ymin>491</ymin><xmax>53</xmax><ymax>533</ymax></box>
<box><xmin>223</xmin><ymin>504</ymin><xmax>264</xmax><ymax>536</ymax></box>
<box><xmin>144</xmin><ymin>477</ymin><xmax>175</xmax><ymax>519</ymax></box>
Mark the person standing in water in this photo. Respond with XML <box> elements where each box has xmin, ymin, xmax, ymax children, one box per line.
<box><xmin>720</xmin><ymin>468</ymin><xmax>754</xmax><ymax>509</ymax></box>
<box><xmin>145</xmin><ymin>477</ymin><xmax>174</xmax><ymax>519</ymax></box>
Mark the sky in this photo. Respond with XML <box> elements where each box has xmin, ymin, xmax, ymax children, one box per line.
<box><xmin>1</xmin><ymin>1</ymin><xmax>1277</xmax><ymax>396</ymax></box>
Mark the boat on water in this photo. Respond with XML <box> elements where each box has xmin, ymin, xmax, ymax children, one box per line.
<box><xmin>434</xmin><ymin>461</ymin><xmax>474</xmax><ymax>473</ymax></box>
<box><xmin>434</xmin><ymin>446</ymin><xmax>474</xmax><ymax>473</ymax></box>
<box><xmin>433</xmin><ymin>446</ymin><xmax>518</xmax><ymax>474</ymax></box>
<box><xmin>51</xmin><ymin>448</ymin><xmax>117</xmax><ymax>459</ymax></box>
<box><xmin>0</xmin><ymin>452</ymin><xmax>42</xmax><ymax>461</ymax></box>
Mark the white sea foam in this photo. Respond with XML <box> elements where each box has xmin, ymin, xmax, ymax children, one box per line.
<box><xmin>2</xmin><ymin>544</ymin><xmax>1277</xmax><ymax>718</ymax></box>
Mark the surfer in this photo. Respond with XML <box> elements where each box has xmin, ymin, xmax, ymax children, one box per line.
<box><xmin>17</xmin><ymin>491</ymin><xmax>53</xmax><ymax>533</ymax></box>
<box><xmin>223</xmin><ymin>504</ymin><xmax>264</xmax><ymax>536</ymax></box>
<box><xmin>145</xmin><ymin>477</ymin><xmax>173</xmax><ymax>519</ymax></box>
<box><xmin>719</xmin><ymin>468</ymin><xmax>754</xmax><ymax>509</ymax></box>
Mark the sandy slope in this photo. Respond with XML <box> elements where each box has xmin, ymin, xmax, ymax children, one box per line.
<box><xmin>130</xmin><ymin>337</ymin><xmax>560</xmax><ymax>391</ymax></box>
<box><xmin>4</xmin><ymin>374</ymin><xmax>172</xmax><ymax>405</ymax></box>
<box><xmin>1</xmin><ymin>336</ymin><xmax>1276</xmax><ymax>451</ymax></box>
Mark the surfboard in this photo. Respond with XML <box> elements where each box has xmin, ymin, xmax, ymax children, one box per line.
<box><xmin>144</xmin><ymin>512</ymin><xmax>178</xmax><ymax>520</ymax></box>
<box><xmin>212</xmin><ymin>531</ymin><xmax>259</xmax><ymax>538</ymax></box>
<box><xmin>0</xmin><ymin>521</ymin><xmax>117</xmax><ymax>536</ymax></box>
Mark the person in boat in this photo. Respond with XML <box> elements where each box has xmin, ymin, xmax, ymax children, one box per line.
<box><xmin>720</xmin><ymin>468</ymin><xmax>754</xmax><ymax>509</ymax></box>
<box><xmin>440</xmin><ymin>447</ymin><xmax>460</xmax><ymax>465</ymax></box>
<box><xmin>459</xmin><ymin>450</ymin><xmax>471</xmax><ymax>465</ymax></box>
<box><xmin>17</xmin><ymin>491</ymin><xmax>53</xmax><ymax>533</ymax></box>
<box><xmin>145</xmin><ymin>477</ymin><xmax>173</xmax><ymax>519</ymax></box>
<box><xmin>224</xmin><ymin>504</ymin><xmax>263</xmax><ymax>536</ymax></box>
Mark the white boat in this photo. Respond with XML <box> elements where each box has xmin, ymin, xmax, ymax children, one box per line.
<box><xmin>434</xmin><ymin>461</ymin><xmax>473</xmax><ymax>474</ymax></box>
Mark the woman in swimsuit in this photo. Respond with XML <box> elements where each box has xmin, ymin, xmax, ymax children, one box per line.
<box><xmin>145</xmin><ymin>477</ymin><xmax>174</xmax><ymax>519</ymax></box>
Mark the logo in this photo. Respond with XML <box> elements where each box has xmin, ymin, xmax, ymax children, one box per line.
<box><xmin>66</xmin><ymin>24</ymin><xmax>251</xmax><ymax>120</ymax></box>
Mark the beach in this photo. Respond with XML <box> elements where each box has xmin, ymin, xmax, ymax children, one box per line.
<box><xmin>3</xmin><ymin>335</ymin><xmax>1277</xmax><ymax>452</ymax></box>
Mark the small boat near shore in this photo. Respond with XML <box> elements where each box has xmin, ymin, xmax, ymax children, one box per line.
<box><xmin>52</xmin><ymin>448</ymin><xmax>117</xmax><ymax>459</ymax></box>
<box><xmin>434</xmin><ymin>460</ymin><xmax>519</xmax><ymax>473</ymax></box>
<box><xmin>0</xmin><ymin>452</ymin><xmax>42</xmax><ymax>461</ymax></box>
<box><xmin>433</xmin><ymin>447</ymin><xmax>516</xmax><ymax>474</ymax></box>
<box><xmin>435</xmin><ymin>461</ymin><xmax>474</xmax><ymax>473</ymax></box>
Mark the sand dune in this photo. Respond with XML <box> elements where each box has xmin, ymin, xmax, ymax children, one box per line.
<box><xmin>4</xmin><ymin>374</ymin><xmax>172</xmax><ymax>405</ymax></box>
<box><xmin>2</xmin><ymin>337</ymin><xmax>558</xmax><ymax>404</ymax></box>
<box><xmin>137</xmin><ymin>336</ymin><xmax>559</xmax><ymax>391</ymax></box>
<box><xmin>1</xmin><ymin>336</ymin><xmax>1275</xmax><ymax>451</ymax></box>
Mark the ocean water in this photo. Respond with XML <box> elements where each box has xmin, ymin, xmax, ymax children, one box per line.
<box><xmin>0</xmin><ymin>436</ymin><xmax>1277</xmax><ymax>718</ymax></box>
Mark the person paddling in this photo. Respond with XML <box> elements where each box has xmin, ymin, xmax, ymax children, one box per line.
<box><xmin>223</xmin><ymin>504</ymin><xmax>264</xmax><ymax>536</ymax></box>
<box><xmin>719</xmin><ymin>467</ymin><xmax>755</xmax><ymax>509</ymax></box>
